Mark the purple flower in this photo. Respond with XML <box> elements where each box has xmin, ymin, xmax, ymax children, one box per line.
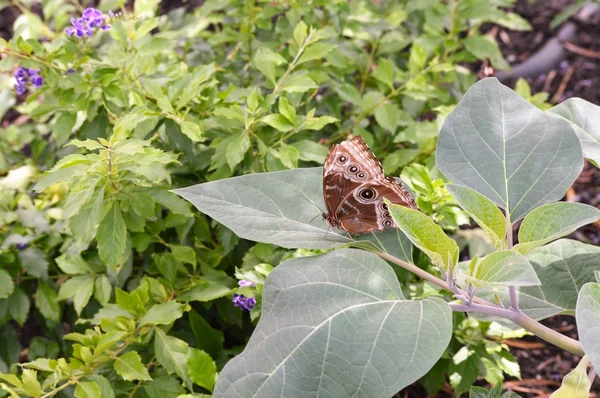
<box><xmin>15</xmin><ymin>243</ymin><xmax>28</xmax><ymax>250</ymax></box>
<box><xmin>232</xmin><ymin>294</ymin><xmax>256</xmax><ymax>311</ymax></box>
<box><xmin>238</xmin><ymin>280</ymin><xmax>255</xmax><ymax>287</ymax></box>
<box><xmin>65</xmin><ymin>8</ymin><xmax>111</xmax><ymax>38</ymax></box>
<box><xmin>14</xmin><ymin>67</ymin><xmax>44</xmax><ymax>95</ymax></box>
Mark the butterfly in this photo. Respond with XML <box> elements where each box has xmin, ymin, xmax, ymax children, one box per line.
<box><xmin>478</xmin><ymin>58</ymin><xmax>495</xmax><ymax>80</ymax></box>
<box><xmin>322</xmin><ymin>136</ymin><xmax>418</xmax><ymax>234</ymax></box>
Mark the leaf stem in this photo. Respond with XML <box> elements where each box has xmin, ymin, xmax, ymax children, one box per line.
<box><xmin>273</xmin><ymin>30</ymin><xmax>314</xmax><ymax>95</ymax></box>
<box><xmin>378</xmin><ymin>251</ymin><xmax>585</xmax><ymax>356</ymax></box>
<box><xmin>506</xmin><ymin>210</ymin><xmax>520</xmax><ymax>311</ymax></box>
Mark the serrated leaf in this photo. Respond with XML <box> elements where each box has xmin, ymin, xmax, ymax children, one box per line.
<box><xmin>53</xmin><ymin>112</ymin><xmax>77</xmax><ymax>147</ymax></box>
<box><xmin>261</xmin><ymin>114</ymin><xmax>294</xmax><ymax>132</ymax></box>
<box><xmin>373</xmin><ymin>58</ymin><xmax>395</xmax><ymax>90</ymax></box>
<box><xmin>291</xmin><ymin>140</ymin><xmax>328</xmax><ymax>163</ymax></box>
<box><xmin>515</xmin><ymin>202</ymin><xmax>600</xmax><ymax>255</ymax></box>
<box><xmin>58</xmin><ymin>275</ymin><xmax>95</xmax><ymax>315</ymax></box>
<box><xmin>154</xmin><ymin>328</ymin><xmax>190</xmax><ymax>387</ymax></box>
<box><xmin>302</xmin><ymin>115</ymin><xmax>338</xmax><ymax>131</ymax></box>
<box><xmin>97</xmin><ymin>204</ymin><xmax>127</xmax><ymax>270</ymax></box>
<box><xmin>74</xmin><ymin>381</ymin><xmax>102</xmax><ymax>398</ymax></box>
<box><xmin>576</xmin><ymin>284</ymin><xmax>600</xmax><ymax>379</ymax></box>
<box><xmin>225</xmin><ymin>132</ymin><xmax>250</xmax><ymax>170</ymax></box>
<box><xmin>548</xmin><ymin>98</ymin><xmax>600</xmax><ymax>166</ymax></box>
<box><xmin>180</xmin><ymin>121</ymin><xmax>203</xmax><ymax>142</ymax></box>
<box><xmin>55</xmin><ymin>254</ymin><xmax>93</xmax><ymax>275</ymax></box>
<box><xmin>281</xmin><ymin>74</ymin><xmax>318</xmax><ymax>93</ymax></box>
<box><xmin>139</xmin><ymin>302</ymin><xmax>185</xmax><ymax>326</ymax></box>
<box><xmin>448</xmin><ymin>184</ymin><xmax>506</xmax><ymax>250</ymax></box>
<box><xmin>463</xmin><ymin>36</ymin><xmax>510</xmax><ymax>71</ymax></box>
<box><xmin>0</xmin><ymin>270</ymin><xmax>14</xmax><ymax>300</ymax></box>
<box><xmin>35</xmin><ymin>283</ymin><xmax>60</xmax><ymax>322</ymax></box>
<box><xmin>21</xmin><ymin>369</ymin><xmax>41</xmax><ymax>398</ymax></box>
<box><xmin>464</xmin><ymin>251</ymin><xmax>540</xmax><ymax>288</ymax></box>
<box><xmin>408</xmin><ymin>43</ymin><xmax>427</xmax><ymax>75</ymax></box>
<box><xmin>374</xmin><ymin>103</ymin><xmax>400</xmax><ymax>132</ymax></box>
<box><xmin>94</xmin><ymin>275</ymin><xmax>112</xmax><ymax>305</ymax></box>
<box><xmin>297</xmin><ymin>43</ymin><xmax>335</xmax><ymax>65</ymax></box>
<box><xmin>189</xmin><ymin>311</ymin><xmax>223</xmax><ymax>358</ymax></box>
<box><xmin>214</xmin><ymin>249</ymin><xmax>452</xmax><ymax>397</ymax></box>
<box><xmin>178</xmin><ymin>280</ymin><xmax>232</xmax><ymax>302</ymax></box>
<box><xmin>114</xmin><ymin>352</ymin><xmax>152</xmax><ymax>381</ymax></box>
<box><xmin>8</xmin><ymin>287</ymin><xmax>29</xmax><ymax>326</ymax></box>
<box><xmin>388</xmin><ymin>203</ymin><xmax>458</xmax><ymax>272</ymax></box>
<box><xmin>18</xmin><ymin>247</ymin><xmax>48</xmax><ymax>280</ymax></box>
<box><xmin>68</xmin><ymin>139</ymin><xmax>104</xmax><ymax>151</ymax></box>
<box><xmin>278</xmin><ymin>97</ymin><xmax>296</xmax><ymax>124</ymax></box>
<box><xmin>254</xmin><ymin>47</ymin><xmax>287</xmax><ymax>85</ymax></box>
<box><xmin>293</xmin><ymin>21</ymin><xmax>307</xmax><ymax>46</ymax></box>
<box><xmin>524</xmin><ymin>239</ymin><xmax>600</xmax><ymax>311</ymax></box>
<box><xmin>436</xmin><ymin>78</ymin><xmax>583</xmax><ymax>221</ymax></box>
<box><xmin>187</xmin><ymin>348</ymin><xmax>216</xmax><ymax>392</ymax></box>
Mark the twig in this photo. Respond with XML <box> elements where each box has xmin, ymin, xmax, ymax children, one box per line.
<box><xmin>562</xmin><ymin>40</ymin><xmax>600</xmax><ymax>59</ymax></box>
<box><xmin>551</xmin><ymin>64</ymin><xmax>575</xmax><ymax>103</ymax></box>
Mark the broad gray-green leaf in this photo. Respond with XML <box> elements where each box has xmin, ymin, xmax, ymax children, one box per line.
<box><xmin>464</xmin><ymin>251</ymin><xmax>540</xmax><ymax>288</ymax></box>
<box><xmin>548</xmin><ymin>98</ymin><xmax>600</xmax><ymax>166</ymax></box>
<box><xmin>436</xmin><ymin>78</ymin><xmax>583</xmax><ymax>221</ymax></box>
<box><xmin>448</xmin><ymin>184</ymin><xmax>506</xmax><ymax>250</ymax></box>
<box><xmin>174</xmin><ymin>167</ymin><xmax>385</xmax><ymax>250</ymax></box>
<box><xmin>523</xmin><ymin>239</ymin><xmax>600</xmax><ymax>312</ymax></box>
<box><xmin>214</xmin><ymin>249</ymin><xmax>452</xmax><ymax>397</ymax></box>
<box><xmin>576</xmin><ymin>284</ymin><xmax>600</xmax><ymax>375</ymax></box>
<box><xmin>387</xmin><ymin>203</ymin><xmax>458</xmax><ymax>272</ymax></box>
<box><xmin>515</xmin><ymin>202</ymin><xmax>600</xmax><ymax>255</ymax></box>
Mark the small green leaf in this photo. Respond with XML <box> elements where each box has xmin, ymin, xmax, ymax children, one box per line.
<box><xmin>55</xmin><ymin>254</ymin><xmax>93</xmax><ymax>275</ymax></box>
<box><xmin>261</xmin><ymin>114</ymin><xmax>294</xmax><ymax>132</ymax></box>
<box><xmin>254</xmin><ymin>47</ymin><xmax>287</xmax><ymax>85</ymax></box>
<box><xmin>464</xmin><ymin>251</ymin><xmax>540</xmax><ymax>288</ymax></box>
<box><xmin>374</xmin><ymin>103</ymin><xmax>400</xmax><ymax>132</ymax></box>
<box><xmin>53</xmin><ymin>112</ymin><xmax>77</xmax><ymax>147</ymax></box>
<box><xmin>291</xmin><ymin>140</ymin><xmax>328</xmax><ymax>163</ymax></box>
<box><xmin>447</xmin><ymin>184</ymin><xmax>506</xmax><ymax>250</ymax></box>
<box><xmin>18</xmin><ymin>247</ymin><xmax>48</xmax><ymax>280</ymax></box>
<box><xmin>408</xmin><ymin>43</ymin><xmax>427</xmax><ymax>75</ymax></box>
<box><xmin>515</xmin><ymin>202</ymin><xmax>600</xmax><ymax>255</ymax></box>
<box><xmin>68</xmin><ymin>139</ymin><xmax>104</xmax><ymax>151</ymax></box>
<box><xmin>281</xmin><ymin>74</ymin><xmax>318</xmax><ymax>93</ymax></box>
<box><xmin>21</xmin><ymin>369</ymin><xmax>41</xmax><ymax>398</ymax></box>
<box><xmin>373</xmin><ymin>58</ymin><xmax>395</xmax><ymax>90</ymax></box>
<box><xmin>0</xmin><ymin>270</ymin><xmax>14</xmax><ymax>299</ymax></box>
<box><xmin>8</xmin><ymin>287</ymin><xmax>29</xmax><ymax>326</ymax></box>
<box><xmin>189</xmin><ymin>310</ymin><xmax>223</xmax><ymax>358</ymax></box>
<box><xmin>74</xmin><ymin>381</ymin><xmax>102</xmax><ymax>398</ymax></box>
<box><xmin>139</xmin><ymin>302</ymin><xmax>185</xmax><ymax>326</ymax></box>
<box><xmin>171</xmin><ymin>245</ymin><xmax>196</xmax><ymax>265</ymax></box>
<box><xmin>293</xmin><ymin>21</ymin><xmax>308</xmax><ymax>46</ymax></box>
<box><xmin>180</xmin><ymin>121</ymin><xmax>203</xmax><ymax>142</ymax></box>
<box><xmin>297</xmin><ymin>43</ymin><xmax>335</xmax><ymax>65</ymax></box>
<box><xmin>277</xmin><ymin>144</ymin><xmax>299</xmax><ymax>169</ymax></box>
<box><xmin>94</xmin><ymin>275</ymin><xmax>112</xmax><ymax>305</ymax></box>
<box><xmin>154</xmin><ymin>328</ymin><xmax>190</xmax><ymax>387</ymax></box>
<box><xmin>97</xmin><ymin>204</ymin><xmax>127</xmax><ymax>270</ymax></box>
<box><xmin>464</xmin><ymin>36</ymin><xmax>510</xmax><ymax>71</ymax></box>
<box><xmin>35</xmin><ymin>283</ymin><xmax>60</xmax><ymax>322</ymax></box>
<box><xmin>225</xmin><ymin>132</ymin><xmax>250</xmax><ymax>170</ymax></box>
<box><xmin>278</xmin><ymin>97</ymin><xmax>296</xmax><ymax>124</ymax></box>
<box><xmin>114</xmin><ymin>352</ymin><xmax>152</xmax><ymax>381</ymax></box>
<box><xmin>187</xmin><ymin>348</ymin><xmax>216</xmax><ymax>392</ymax></box>
<box><xmin>301</xmin><ymin>115</ymin><xmax>338</xmax><ymax>131</ymax></box>
<box><xmin>387</xmin><ymin>202</ymin><xmax>458</xmax><ymax>273</ymax></box>
<box><xmin>178</xmin><ymin>280</ymin><xmax>232</xmax><ymax>302</ymax></box>
<box><xmin>58</xmin><ymin>275</ymin><xmax>95</xmax><ymax>315</ymax></box>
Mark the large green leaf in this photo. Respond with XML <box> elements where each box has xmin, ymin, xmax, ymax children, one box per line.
<box><xmin>387</xmin><ymin>203</ymin><xmax>458</xmax><ymax>272</ymax></box>
<box><xmin>447</xmin><ymin>184</ymin><xmax>506</xmax><ymax>250</ymax></box>
<box><xmin>464</xmin><ymin>251</ymin><xmax>540</xmax><ymax>288</ymax></box>
<box><xmin>214</xmin><ymin>249</ymin><xmax>452</xmax><ymax>397</ymax></box>
<box><xmin>548</xmin><ymin>98</ymin><xmax>600</xmax><ymax>166</ymax></box>
<box><xmin>174</xmin><ymin>167</ymin><xmax>412</xmax><ymax>260</ymax></box>
<box><xmin>436</xmin><ymin>78</ymin><xmax>583</xmax><ymax>221</ymax></box>
<box><xmin>576</xmin><ymin>284</ymin><xmax>600</xmax><ymax>375</ymax></box>
<box><xmin>523</xmin><ymin>239</ymin><xmax>600</xmax><ymax>312</ymax></box>
<box><xmin>515</xmin><ymin>202</ymin><xmax>600</xmax><ymax>255</ymax></box>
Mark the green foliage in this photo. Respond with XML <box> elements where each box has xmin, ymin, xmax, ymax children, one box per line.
<box><xmin>6</xmin><ymin>0</ymin><xmax>597</xmax><ymax>397</ymax></box>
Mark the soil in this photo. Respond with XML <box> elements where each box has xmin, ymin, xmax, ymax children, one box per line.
<box><xmin>3</xmin><ymin>0</ymin><xmax>600</xmax><ymax>397</ymax></box>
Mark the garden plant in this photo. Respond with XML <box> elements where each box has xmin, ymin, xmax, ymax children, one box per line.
<box><xmin>1</xmin><ymin>0</ymin><xmax>600</xmax><ymax>397</ymax></box>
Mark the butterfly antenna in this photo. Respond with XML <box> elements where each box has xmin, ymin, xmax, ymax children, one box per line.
<box><xmin>301</xmin><ymin>194</ymin><xmax>325</xmax><ymax>213</ymax></box>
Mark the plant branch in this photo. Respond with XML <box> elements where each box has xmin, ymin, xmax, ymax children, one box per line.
<box><xmin>377</xmin><ymin>251</ymin><xmax>585</xmax><ymax>356</ymax></box>
<box><xmin>273</xmin><ymin>30</ymin><xmax>314</xmax><ymax>94</ymax></box>
<box><xmin>506</xmin><ymin>210</ymin><xmax>520</xmax><ymax>311</ymax></box>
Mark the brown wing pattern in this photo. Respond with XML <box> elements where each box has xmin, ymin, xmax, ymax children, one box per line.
<box><xmin>323</xmin><ymin>136</ymin><xmax>418</xmax><ymax>234</ymax></box>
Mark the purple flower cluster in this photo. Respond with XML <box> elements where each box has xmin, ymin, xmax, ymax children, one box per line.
<box><xmin>65</xmin><ymin>8</ymin><xmax>111</xmax><ymax>38</ymax></box>
<box><xmin>232</xmin><ymin>294</ymin><xmax>256</xmax><ymax>311</ymax></box>
<box><xmin>14</xmin><ymin>67</ymin><xmax>44</xmax><ymax>95</ymax></box>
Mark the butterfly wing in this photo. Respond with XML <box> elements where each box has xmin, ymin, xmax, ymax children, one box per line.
<box><xmin>337</xmin><ymin>177</ymin><xmax>418</xmax><ymax>234</ymax></box>
<box><xmin>323</xmin><ymin>136</ymin><xmax>384</xmax><ymax>217</ymax></box>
